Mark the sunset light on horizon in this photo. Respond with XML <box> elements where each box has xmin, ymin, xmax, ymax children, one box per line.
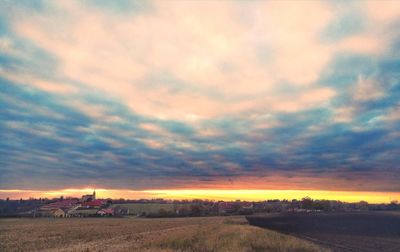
<box><xmin>1</xmin><ymin>0</ymin><xmax>400</xmax><ymax>204</ymax></box>
<box><xmin>1</xmin><ymin>188</ymin><xmax>399</xmax><ymax>204</ymax></box>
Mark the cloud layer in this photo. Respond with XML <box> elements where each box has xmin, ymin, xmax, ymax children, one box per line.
<box><xmin>1</xmin><ymin>0</ymin><xmax>399</xmax><ymax>191</ymax></box>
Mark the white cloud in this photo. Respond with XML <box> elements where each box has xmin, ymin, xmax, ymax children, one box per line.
<box><xmin>353</xmin><ymin>75</ymin><xmax>384</xmax><ymax>101</ymax></box>
<box><xmin>366</xmin><ymin>0</ymin><xmax>400</xmax><ymax>24</ymax></box>
<box><xmin>332</xmin><ymin>107</ymin><xmax>355</xmax><ymax>123</ymax></box>
<box><xmin>7</xmin><ymin>0</ymin><xmax>392</xmax><ymax>122</ymax></box>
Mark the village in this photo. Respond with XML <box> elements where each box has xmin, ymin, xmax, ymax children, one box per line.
<box><xmin>37</xmin><ymin>191</ymin><xmax>122</xmax><ymax>218</ymax></box>
<box><xmin>0</xmin><ymin>191</ymin><xmax>249</xmax><ymax>218</ymax></box>
<box><xmin>1</xmin><ymin>191</ymin><xmax>398</xmax><ymax>218</ymax></box>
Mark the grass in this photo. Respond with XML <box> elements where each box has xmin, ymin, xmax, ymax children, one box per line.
<box><xmin>156</xmin><ymin>218</ymin><xmax>327</xmax><ymax>252</ymax></box>
<box><xmin>111</xmin><ymin>203</ymin><xmax>176</xmax><ymax>215</ymax></box>
<box><xmin>0</xmin><ymin>216</ymin><xmax>329</xmax><ymax>252</ymax></box>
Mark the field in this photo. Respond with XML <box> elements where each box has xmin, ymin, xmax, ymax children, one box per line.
<box><xmin>247</xmin><ymin>211</ymin><xmax>400</xmax><ymax>252</ymax></box>
<box><xmin>0</xmin><ymin>216</ymin><xmax>327</xmax><ymax>252</ymax></box>
<box><xmin>111</xmin><ymin>203</ymin><xmax>176</xmax><ymax>215</ymax></box>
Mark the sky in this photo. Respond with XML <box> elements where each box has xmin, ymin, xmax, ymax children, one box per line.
<box><xmin>0</xmin><ymin>0</ymin><xmax>399</xmax><ymax>202</ymax></box>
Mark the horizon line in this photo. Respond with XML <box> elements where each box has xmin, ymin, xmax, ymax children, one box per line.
<box><xmin>1</xmin><ymin>188</ymin><xmax>399</xmax><ymax>204</ymax></box>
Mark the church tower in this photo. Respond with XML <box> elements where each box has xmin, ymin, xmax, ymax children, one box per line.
<box><xmin>93</xmin><ymin>189</ymin><xmax>96</xmax><ymax>200</ymax></box>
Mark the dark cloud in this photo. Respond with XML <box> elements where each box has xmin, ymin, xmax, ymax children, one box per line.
<box><xmin>0</xmin><ymin>0</ymin><xmax>399</xmax><ymax>192</ymax></box>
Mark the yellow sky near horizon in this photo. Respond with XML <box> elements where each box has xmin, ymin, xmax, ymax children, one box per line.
<box><xmin>1</xmin><ymin>189</ymin><xmax>399</xmax><ymax>204</ymax></box>
<box><xmin>1</xmin><ymin>1</ymin><xmax>400</xmax><ymax>199</ymax></box>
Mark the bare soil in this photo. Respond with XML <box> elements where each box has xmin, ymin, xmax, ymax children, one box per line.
<box><xmin>247</xmin><ymin>211</ymin><xmax>400</xmax><ymax>252</ymax></box>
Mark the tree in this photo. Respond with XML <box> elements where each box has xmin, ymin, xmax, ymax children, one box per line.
<box><xmin>301</xmin><ymin>197</ymin><xmax>313</xmax><ymax>209</ymax></box>
<box><xmin>189</xmin><ymin>205</ymin><xmax>202</xmax><ymax>216</ymax></box>
<box><xmin>158</xmin><ymin>208</ymin><xmax>167</xmax><ymax>217</ymax></box>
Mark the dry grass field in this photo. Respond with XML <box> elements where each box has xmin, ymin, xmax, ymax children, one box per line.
<box><xmin>111</xmin><ymin>203</ymin><xmax>176</xmax><ymax>215</ymax></box>
<box><xmin>0</xmin><ymin>216</ymin><xmax>328</xmax><ymax>252</ymax></box>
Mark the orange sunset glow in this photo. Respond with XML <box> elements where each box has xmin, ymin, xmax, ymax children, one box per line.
<box><xmin>1</xmin><ymin>0</ymin><xmax>399</xmax><ymax>204</ymax></box>
<box><xmin>1</xmin><ymin>189</ymin><xmax>399</xmax><ymax>204</ymax></box>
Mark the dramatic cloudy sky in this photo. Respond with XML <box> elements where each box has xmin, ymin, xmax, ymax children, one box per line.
<box><xmin>1</xmin><ymin>0</ymin><xmax>399</xmax><ymax>196</ymax></box>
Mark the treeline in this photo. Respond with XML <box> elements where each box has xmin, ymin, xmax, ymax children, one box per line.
<box><xmin>1</xmin><ymin>197</ymin><xmax>399</xmax><ymax>218</ymax></box>
<box><xmin>253</xmin><ymin>197</ymin><xmax>400</xmax><ymax>213</ymax></box>
<box><xmin>297</xmin><ymin>197</ymin><xmax>400</xmax><ymax>211</ymax></box>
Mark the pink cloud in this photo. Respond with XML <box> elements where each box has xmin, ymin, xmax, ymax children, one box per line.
<box><xmin>8</xmin><ymin>0</ymin><xmax>392</xmax><ymax>122</ymax></box>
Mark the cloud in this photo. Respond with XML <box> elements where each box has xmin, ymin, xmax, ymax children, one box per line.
<box><xmin>353</xmin><ymin>75</ymin><xmax>385</xmax><ymax>101</ymax></box>
<box><xmin>382</xmin><ymin>103</ymin><xmax>400</xmax><ymax>122</ymax></box>
<box><xmin>269</xmin><ymin>87</ymin><xmax>336</xmax><ymax>113</ymax></box>
<box><xmin>366</xmin><ymin>0</ymin><xmax>400</xmax><ymax>24</ymax></box>
<box><xmin>7</xmin><ymin>0</ymin><xmax>339</xmax><ymax>121</ymax></box>
<box><xmin>337</xmin><ymin>35</ymin><xmax>383</xmax><ymax>55</ymax></box>
<box><xmin>0</xmin><ymin>1</ymin><xmax>399</xmax><ymax>192</ymax></box>
<box><xmin>332</xmin><ymin>107</ymin><xmax>355</xmax><ymax>123</ymax></box>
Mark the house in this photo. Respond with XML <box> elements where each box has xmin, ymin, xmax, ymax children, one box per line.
<box><xmin>113</xmin><ymin>206</ymin><xmax>129</xmax><ymax>216</ymax></box>
<box><xmin>68</xmin><ymin>208</ymin><xmax>98</xmax><ymax>217</ymax></box>
<box><xmin>36</xmin><ymin>191</ymin><xmax>109</xmax><ymax>218</ymax></box>
<box><xmin>51</xmin><ymin>208</ymin><xmax>66</xmax><ymax>218</ymax></box>
<box><xmin>97</xmin><ymin>208</ymin><xmax>114</xmax><ymax>216</ymax></box>
<box><xmin>218</xmin><ymin>202</ymin><xmax>235</xmax><ymax>214</ymax></box>
<box><xmin>241</xmin><ymin>202</ymin><xmax>253</xmax><ymax>209</ymax></box>
<box><xmin>40</xmin><ymin>199</ymin><xmax>79</xmax><ymax>211</ymax></box>
<box><xmin>39</xmin><ymin>199</ymin><xmax>79</xmax><ymax>217</ymax></box>
<box><xmin>81</xmin><ymin>199</ymin><xmax>105</xmax><ymax>208</ymax></box>
<box><xmin>39</xmin><ymin>207</ymin><xmax>67</xmax><ymax>218</ymax></box>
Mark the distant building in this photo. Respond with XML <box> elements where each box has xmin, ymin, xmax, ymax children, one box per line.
<box><xmin>81</xmin><ymin>190</ymin><xmax>96</xmax><ymax>202</ymax></box>
<box><xmin>36</xmin><ymin>190</ymin><xmax>112</xmax><ymax>218</ymax></box>
<box><xmin>97</xmin><ymin>208</ymin><xmax>114</xmax><ymax>216</ymax></box>
<box><xmin>51</xmin><ymin>208</ymin><xmax>66</xmax><ymax>218</ymax></box>
<box><xmin>69</xmin><ymin>208</ymin><xmax>98</xmax><ymax>217</ymax></box>
<box><xmin>113</xmin><ymin>206</ymin><xmax>129</xmax><ymax>216</ymax></box>
<box><xmin>218</xmin><ymin>202</ymin><xmax>235</xmax><ymax>214</ymax></box>
<box><xmin>40</xmin><ymin>199</ymin><xmax>79</xmax><ymax>211</ymax></box>
<box><xmin>241</xmin><ymin>202</ymin><xmax>253</xmax><ymax>209</ymax></box>
<box><xmin>81</xmin><ymin>199</ymin><xmax>105</xmax><ymax>208</ymax></box>
<box><xmin>39</xmin><ymin>199</ymin><xmax>79</xmax><ymax>217</ymax></box>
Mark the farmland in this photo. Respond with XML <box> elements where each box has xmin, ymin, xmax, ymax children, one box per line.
<box><xmin>0</xmin><ymin>216</ymin><xmax>327</xmax><ymax>252</ymax></box>
<box><xmin>247</xmin><ymin>211</ymin><xmax>400</xmax><ymax>252</ymax></box>
<box><xmin>111</xmin><ymin>203</ymin><xmax>176</xmax><ymax>215</ymax></box>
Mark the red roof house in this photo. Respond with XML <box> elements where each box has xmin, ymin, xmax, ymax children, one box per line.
<box><xmin>40</xmin><ymin>199</ymin><xmax>79</xmax><ymax>211</ymax></box>
<box><xmin>81</xmin><ymin>199</ymin><xmax>105</xmax><ymax>208</ymax></box>
<box><xmin>97</xmin><ymin>208</ymin><xmax>114</xmax><ymax>216</ymax></box>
